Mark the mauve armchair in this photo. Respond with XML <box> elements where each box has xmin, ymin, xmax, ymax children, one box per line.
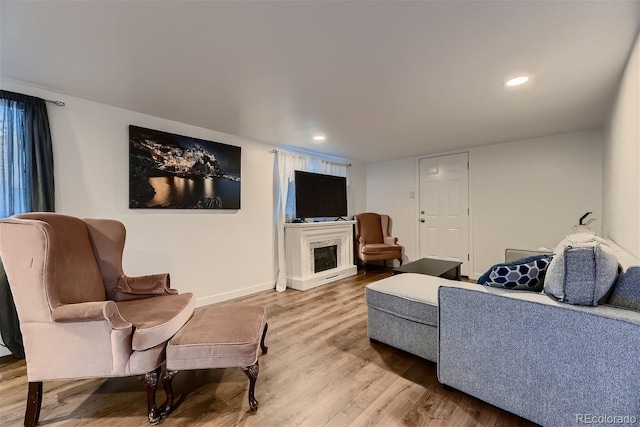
<box><xmin>0</xmin><ymin>213</ymin><xmax>195</xmax><ymax>426</ymax></box>
<box><xmin>355</xmin><ymin>213</ymin><xmax>403</xmax><ymax>274</ymax></box>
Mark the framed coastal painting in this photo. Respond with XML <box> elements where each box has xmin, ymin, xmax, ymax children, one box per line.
<box><xmin>129</xmin><ymin>125</ymin><xmax>241</xmax><ymax>209</ymax></box>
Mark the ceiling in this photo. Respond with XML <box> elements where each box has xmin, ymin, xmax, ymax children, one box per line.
<box><xmin>1</xmin><ymin>1</ymin><xmax>639</xmax><ymax>163</ymax></box>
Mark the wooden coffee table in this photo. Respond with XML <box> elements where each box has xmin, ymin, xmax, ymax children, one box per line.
<box><xmin>392</xmin><ymin>258</ymin><xmax>462</xmax><ymax>280</ymax></box>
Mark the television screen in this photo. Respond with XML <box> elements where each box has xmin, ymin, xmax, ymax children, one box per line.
<box><xmin>294</xmin><ymin>171</ymin><xmax>347</xmax><ymax>219</ymax></box>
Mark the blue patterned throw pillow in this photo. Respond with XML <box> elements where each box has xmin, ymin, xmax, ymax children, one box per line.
<box><xmin>479</xmin><ymin>255</ymin><xmax>553</xmax><ymax>291</ymax></box>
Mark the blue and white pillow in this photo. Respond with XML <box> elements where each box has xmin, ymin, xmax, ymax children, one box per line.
<box><xmin>478</xmin><ymin>255</ymin><xmax>553</xmax><ymax>291</ymax></box>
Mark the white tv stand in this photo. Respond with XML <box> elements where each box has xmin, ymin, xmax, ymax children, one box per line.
<box><xmin>284</xmin><ymin>220</ymin><xmax>357</xmax><ymax>291</ymax></box>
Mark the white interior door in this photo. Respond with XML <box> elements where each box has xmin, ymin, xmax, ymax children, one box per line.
<box><xmin>419</xmin><ymin>153</ymin><xmax>469</xmax><ymax>276</ymax></box>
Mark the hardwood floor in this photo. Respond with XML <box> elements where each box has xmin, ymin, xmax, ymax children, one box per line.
<box><xmin>0</xmin><ymin>267</ymin><xmax>535</xmax><ymax>426</ymax></box>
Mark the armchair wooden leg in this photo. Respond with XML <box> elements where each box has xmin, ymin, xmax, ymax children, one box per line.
<box><xmin>260</xmin><ymin>323</ymin><xmax>269</xmax><ymax>354</ymax></box>
<box><xmin>24</xmin><ymin>381</ymin><xmax>42</xmax><ymax>427</ymax></box>
<box><xmin>161</xmin><ymin>369</ymin><xmax>178</xmax><ymax>417</ymax></box>
<box><xmin>241</xmin><ymin>361</ymin><xmax>260</xmax><ymax>411</ymax></box>
<box><xmin>140</xmin><ymin>366</ymin><xmax>162</xmax><ymax>425</ymax></box>
<box><xmin>362</xmin><ymin>261</ymin><xmax>367</xmax><ymax>275</ymax></box>
<box><xmin>398</xmin><ymin>258</ymin><xmax>403</xmax><ymax>266</ymax></box>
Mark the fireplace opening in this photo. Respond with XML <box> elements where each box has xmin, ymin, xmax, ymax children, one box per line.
<box><xmin>314</xmin><ymin>245</ymin><xmax>338</xmax><ymax>273</ymax></box>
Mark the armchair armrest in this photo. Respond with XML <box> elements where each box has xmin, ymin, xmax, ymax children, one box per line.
<box><xmin>114</xmin><ymin>273</ymin><xmax>176</xmax><ymax>296</ymax></box>
<box><xmin>383</xmin><ymin>236</ymin><xmax>398</xmax><ymax>245</ymax></box>
<box><xmin>52</xmin><ymin>301</ymin><xmax>131</xmax><ymax>329</ymax></box>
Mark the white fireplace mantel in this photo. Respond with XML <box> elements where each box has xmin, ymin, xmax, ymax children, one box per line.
<box><xmin>284</xmin><ymin>220</ymin><xmax>357</xmax><ymax>291</ymax></box>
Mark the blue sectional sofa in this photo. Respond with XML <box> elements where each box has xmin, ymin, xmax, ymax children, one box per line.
<box><xmin>365</xmin><ymin>239</ymin><xmax>640</xmax><ymax>426</ymax></box>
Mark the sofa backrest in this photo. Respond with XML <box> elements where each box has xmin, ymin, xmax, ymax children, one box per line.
<box><xmin>606</xmin><ymin>238</ymin><xmax>640</xmax><ymax>272</ymax></box>
<box><xmin>7</xmin><ymin>213</ymin><xmax>106</xmax><ymax>311</ymax></box>
<box><xmin>356</xmin><ymin>213</ymin><xmax>384</xmax><ymax>244</ymax></box>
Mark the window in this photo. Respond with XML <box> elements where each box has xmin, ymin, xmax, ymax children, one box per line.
<box><xmin>0</xmin><ymin>102</ymin><xmax>30</xmax><ymax>217</ymax></box>
<box><xmin>0</xmin><ymin>90</ymin><xmax>55</xmax><ymax>218</ymax></box>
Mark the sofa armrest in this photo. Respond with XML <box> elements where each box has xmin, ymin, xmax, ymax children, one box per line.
<box><xmin>437</xmin><ymin>286</ymin><xmax>640</xmax><ymax>426</ymax></box>
<box><xmin>504</xmin><ymin>248</ymin><xmax>552</xmax><ymax>263</ymax></box>
<box><xmin>52</xmin><ymin>301</ymin><xmax>131</xmax><ymax>329</ymax></box>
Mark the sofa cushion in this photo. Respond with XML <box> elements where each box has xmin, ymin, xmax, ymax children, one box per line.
<box><xmin>361</xmin><ymin>243</ymin><xmax>402</xmax><ymax>255</ymax></box>
<box><xmin>116</xmin><ymin>293</ymin><xmax>195</xmax><ymax>351</ymax></box>
<box><xmin>367</xmin><ymin>275</ymin><xmax>439</xmax><ymax>327</ymax></box>
<box><xmin>608</xmin><ymin>266</ymin><xmax>640</xmax><ymax>311</ymax></box>
<box><xmin>167</xmin><ymin>305</ymin><xmax>267</xmax><ymax>370</ymax></box>
<box><xmin>365</xmin><ymin>273</ymin><xmax>480</xmax><ymax>326</ymax></box>
<box><xmin>544</xmin><ymin>242</ymin><xmax>619</xmax><ymax>306</ymax></box>
<box><xmin>478</xmin><ymin>255</ymin><xmax>553</xmax><ymax>291</ymax></box>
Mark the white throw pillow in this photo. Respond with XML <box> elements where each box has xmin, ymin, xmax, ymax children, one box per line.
<box><xmin>553</xmin><ymin>233</ymin><xmax>608</xmax><ymax>254</ymax></box>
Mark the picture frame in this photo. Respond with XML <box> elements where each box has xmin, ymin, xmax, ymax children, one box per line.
<box><xmin>129</xmin><ymin>125</ymin><xmax>241</xmax><ymax>209</ymax></box>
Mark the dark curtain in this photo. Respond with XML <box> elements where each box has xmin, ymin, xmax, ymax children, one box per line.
<box><xmin>0</xmin><ymin>90</ymin><xmax>55</xmax><ymax>358</ymax></box>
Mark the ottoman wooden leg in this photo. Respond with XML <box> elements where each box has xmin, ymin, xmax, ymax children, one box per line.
<box><xmin>161</xmin><ymin>369</ymin><xmax>179</xmax><ymax>417</ymax></box>
<box><xmin>241</xmin><ymin>361</ymin><xmax>260</xmax><ymax>411</ymax></box>
<box><xmin>260</xmin><ymin>323</ymin><xmax>269</xmax><ymax>354</ymax></box>
<box><xmin>140</xmin><ymin>366</ymin><xmax>162</xmax><ymax>425</ymax></box>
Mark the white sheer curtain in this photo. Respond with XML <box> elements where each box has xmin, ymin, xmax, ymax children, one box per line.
<box><xmin>308</xmin><ymin>158</ymin><xmax>348</xmax><ymax>178</ymax></box>
<box><xmin>274</xmin><ymin>151</ymin><xmax>308</xmax><ymax>292</ymax></box>
<box><xmin>273</xmin><ymin>151</ymin><xmax>349</xmax><ymax>292</ymax></box>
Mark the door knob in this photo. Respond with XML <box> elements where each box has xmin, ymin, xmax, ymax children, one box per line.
<box><xmin>420</xmin><ymin>219</ymin><xmax>425</xmax><ymax>223</ymax></box>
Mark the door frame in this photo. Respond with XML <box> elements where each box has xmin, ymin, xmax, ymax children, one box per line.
<box><xmin>415</xmin><ymin>151</ymin><xmax>472</xmax><ymax>278</ymax></box>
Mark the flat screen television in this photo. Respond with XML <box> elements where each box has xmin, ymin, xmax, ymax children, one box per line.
<box><xmin>294</xmin><ymin>170</ymin><xmax>347</xmax><ymax>219</ymax></box>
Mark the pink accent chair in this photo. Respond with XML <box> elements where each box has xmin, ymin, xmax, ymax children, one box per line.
<box><xmin>0</xmin><ymin>213</ymin><xmax>195</xmax><ymax>426</ymax></box>
<box><xmin>355</xmin><ymin>213</ymin><xmax>403</xmax><ymax>274</ymax></box>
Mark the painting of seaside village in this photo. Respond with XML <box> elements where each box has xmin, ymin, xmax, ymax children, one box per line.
<box><xmin>129</xmin><ymin>125</ymin><xmax>241</xmax><ymax>209</ymax></box>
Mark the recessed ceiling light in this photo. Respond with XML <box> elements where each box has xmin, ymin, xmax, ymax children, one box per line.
<box><xmin>505</xmin><ymin>76</ymin><xmax>529</xmax><ymax>87</ymax></box>
<box><xmin>312</xmin><ymin>134</ymin><xmax>326</xmax><ymax>142</ymax></box>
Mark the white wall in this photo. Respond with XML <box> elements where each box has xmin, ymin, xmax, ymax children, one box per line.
<box><xmin>603</xmin><ymin>33</ymin><xmax>640</xmax><ymax>258</ymax></box>
<box><xmin>471</xmin><ymin>130</ymin><xmax>603</xmax><ymax>277</ymax></box>
<box><xmin>367</xmin><ymin>129</ymin><xmax>604</xmax><ymax>279</ymax></box>
<box><xmin>349</xmin><ymin>161</ymin><xmax>367</xmax><ymax>218</ymax></box>
<box><xmin>1</xmin><ymin>80</ymin><xmax>364</xmax><ymax>306</ymax></box>
<box><xmin>366</xmin><ymin>157</ymin><xmax>418</xmax><ymax>263</ymax></box>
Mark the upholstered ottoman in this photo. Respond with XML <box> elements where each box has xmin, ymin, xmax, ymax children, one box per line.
<box><xmin>163</xmin><ymin>305</ymin><xmax>268</xmax><ymax>414</ymax></box>
<box><xmin>365</xmin><ymin>273</ymin><xmax>478</xmax><ymax>362</ymax></box>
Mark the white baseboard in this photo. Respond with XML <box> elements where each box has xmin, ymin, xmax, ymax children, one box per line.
<box><xmin>195</xmin><ymin>281</ymin><xmax>275</xmax><ymax>307</ymax></box>
<box><xmin>287</xmin><ymin>265</ymin><xmax>357</xmax><ymax>291</ymax></box>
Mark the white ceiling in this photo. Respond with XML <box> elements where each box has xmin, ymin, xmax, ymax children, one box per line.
<box><xmin>2</xmin><ymin>1</ymin><xmax>638</xmax><ymax>163</ymax></box>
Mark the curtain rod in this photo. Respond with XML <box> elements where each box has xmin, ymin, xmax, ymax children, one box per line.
<box><xmin>269</xmin><ymin>149</ymin><xmax>351</xmax><ymax>167</ymax></box>
<box><xmin>45</xmin><ymin>99</ymin><xmax>65</xmax><ymax>106</ymax></box>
